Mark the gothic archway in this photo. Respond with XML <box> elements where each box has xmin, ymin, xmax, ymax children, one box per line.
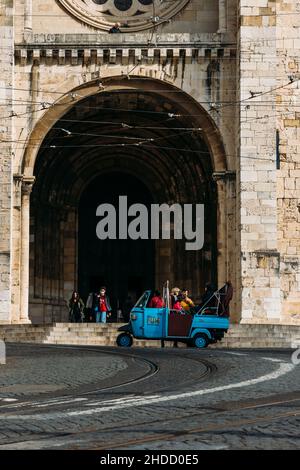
<box><xmin>19</xmin><ymin>77</ymin><xmax>229</xmax><ymax>323</ymax></box>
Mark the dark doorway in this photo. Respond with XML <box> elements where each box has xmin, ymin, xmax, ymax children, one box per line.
<box><xmin>78</xmin><ymin>171</ymin><xmax>155</xmax><ymax>314</ymax></box>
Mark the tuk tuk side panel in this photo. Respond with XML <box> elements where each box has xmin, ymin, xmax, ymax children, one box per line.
<box><xmin>167</xmin><ymin>311</ymin><xmax>193</xmax><ymax>338</ymax></box>
<box><xmin>130</xmin><ymin>308</ymin><xmax>144</xmax><ymax>338</ymax></box>
<box><xmin>189</xmin><ymin>315</ymin><xmax>229</xmax><ymax>341</ymax></box>
<box><xmin>192</xmin><ymin>315</ymin><xmax>230</xmax><ymax>331</ymax></box>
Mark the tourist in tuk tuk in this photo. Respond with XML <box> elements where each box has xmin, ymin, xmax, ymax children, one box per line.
<box><xmin>180</xmin><ymin>288</ymin><xmax>195</xmax><ymax>311</ymax></box>
<box><xmin>171</xmin><ymin>292</ymin><xmax>185</xmax><ymax>348</ymax></box>
<box><xmin>173</xmin><ymin>293</ymin><xmax>185</xmax><ymax>310</ymax></box>
<box><xmin>148</xmin><ymin>290</ymin><xmax>165</xmax><ymax>308</ymax></box>
<box><xmin>201</xmin><ymin>282</ymin><xmax>216</xmax><ymax>306</ymax></box>
<box><xmin>170</xmin><ymin>286</ymin><xmax>180</xmax><ymax>308</ymax></box>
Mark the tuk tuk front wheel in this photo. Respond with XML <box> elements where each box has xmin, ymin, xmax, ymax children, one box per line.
<box><xmin>116</xmin><ymin>333</ymin><xmax>133</xmax><ymax>348</ymax></box>
<box><xmin>193</xmin><ymin>333</ymin><xmax>209</xmax><ymax>349</ymax></box>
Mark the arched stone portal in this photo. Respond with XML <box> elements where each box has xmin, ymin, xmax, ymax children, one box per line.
<box><xmin>78</xmin><ymin>171</ymin><xmax>156</xmax><ymax>310</ymax></box>
<box><xmin>20</xmin><ymin>77</ymin><xmax>230</xmax><ymax>323</ymax></box>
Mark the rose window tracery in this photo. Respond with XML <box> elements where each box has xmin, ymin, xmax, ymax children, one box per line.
<box><xmin>58</xmin><ymin>0</ymin><xmax>190</xmax><ymax>31</ymax></box>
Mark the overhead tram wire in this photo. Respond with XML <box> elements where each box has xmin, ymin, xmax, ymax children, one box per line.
<box><xmin>0</xmin><ymin>137</ymin><xmax>294</xmax><ymax>164</ymax></box>
<box><xmin>3</xmin><ymin>95</ymin><xmax>299</xmax><ymax>129</ymax></box>
<box><xmin>2</xmin><ymin>90</ymin><xmax>300</xmax><ymax>105</ymax></box>
<box><xmin>2</xmin><ymin>107</ymin><xmax>299</xmax><ymax>130</ymax></box>
<box><xmin>1</xmin><ymin>76</ymin><xmax>299</xmax><ymax>135</ymax></box>
<box><xmin>3</xmin><ymin>98</ymin><xmax>300</xmax><ymax>108</ymax></box>
<box><xmin>1</xmin><ymin>72</ymin><xmax>299</xmax><ymax>99</ymax></box>
<box><xmin>1</xmin><ymin>128</ymin><xmax>200</xmax><ymax>144</ymax></box>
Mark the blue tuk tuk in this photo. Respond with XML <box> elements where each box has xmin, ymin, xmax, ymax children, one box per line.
<box><xmin>116</xmin><ymin>283</ymin><xmax>231</xmax><ymax>348</ymax></box>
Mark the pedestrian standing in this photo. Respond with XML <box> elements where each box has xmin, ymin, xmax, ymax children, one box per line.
<box><xmin>95</xmin><ymin>287</ymin><xmax>112</xmax><ymax>323</ymax></box>
<box><xmin>85</xmin><ymin>292</ymin><xmax>95</xmax><ymax>322</ymax></box>
<box><xmin>69</xmin><ymin>291</ymin><xmax>84</xmax><ymax>323</ymax></box>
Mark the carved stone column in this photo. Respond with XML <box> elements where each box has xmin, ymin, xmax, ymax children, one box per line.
<box><xmin>0</xmin><ymin>1</ymin><xmax>13</xmax><ymax>324</ymax></box>
<box><xmin>218</xmin><ymin>0</ymin><xmax>227</xmax><ymax>33</ymax></box>
<box><xmin>24</xmin><ymin>0</ymin><xmax>32</xmax><ymax>33</ymax></box>
<box><xmin>20</xmin><ymin>177</ymin><xmax>35</xmax><ymax>323</ymax></box>
<box><xmin>212</xmin><ymin>171</ymin><xmax>235</xmax><ymax>287</ymax></box>
<box><xmin>11</xmin><ymin>174</ymin><xmax>23</xmax><ymax>323</ymax></box>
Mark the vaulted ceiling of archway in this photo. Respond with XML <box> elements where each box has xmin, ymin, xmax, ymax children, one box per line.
<box><xmin>32</xmin><ymin>90</ymin><xmax>216</xmax><ymax>208</ymax></box>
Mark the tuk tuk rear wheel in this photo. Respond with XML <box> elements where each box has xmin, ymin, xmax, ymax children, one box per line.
<box><xmin>116</xmin><ymin>333</ymin><xmax>133</xmax><ymax>347</ymax></box>
<box><xmin>193</xmin><ymin>333</ymin><xmax>209</xmax><ymax>349</ymax></box>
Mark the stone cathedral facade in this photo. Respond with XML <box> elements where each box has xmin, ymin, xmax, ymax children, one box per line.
<box><xmin>0</xmin><ymin>0</ymin><xmax>299</xmax><ymax>325</ymax></box>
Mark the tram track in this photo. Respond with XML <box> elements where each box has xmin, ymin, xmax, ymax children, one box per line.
<box><xmin>0</xmin><ymin>344</ymin><xmax>214</xmax><ymax>412</ymax></box>
<box><xmin>0</xmin><ymin>344</ymin><xmax>299</xmax><ymax>449</ymax></box>
<box><xmin>0</xmin><ymin>391</ymin><xmax>299</xmax><ymax>449</ymax></box>
<box><xmin>93</xmin><ymin>408</ymin><xmax>300</xmax><ymax>450</ymax></box>
<box><xmin>0</xmin><ymin>345</ymin><xmax>159</xmax><ymax>410</ymax></box>
<box><xmin>76</xmin><ymin>392</ymin><xmax>300</xmax><ymax>449</ymax></box>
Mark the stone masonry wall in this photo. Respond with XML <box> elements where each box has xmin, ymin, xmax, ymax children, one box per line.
<box><xmin>239</xmin><ymin>0</ymin><xmax>280</xmax><ymax>322</ymax></box>
<box><xmin>239</xmin><ymin>0</ymin><xmax>300</xmax><ymax>323</ymax></box>
<box><xmin>276</xmin><ymin>0</ymin><xmax>300</xmax><ymax>322</ymax></box>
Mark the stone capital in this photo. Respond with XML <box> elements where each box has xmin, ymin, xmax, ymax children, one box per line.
<box><xmin>21</xmin><ymin>176</ymin><xmax>36</xmax><ymax>196</ymax></box>
<box><xmin>212</xmin><ymin>170</ymin><xmax>236</xmax><ymax>182</ymax></box>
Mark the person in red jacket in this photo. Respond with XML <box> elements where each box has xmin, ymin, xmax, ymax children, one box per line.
<box><xmin>148</xmin><ymin>290</ymin><xmax>165</xmax><ymax>308</ymax></box>
<box><xmin>95</xmin><ymin>287</ymin><xmax>111</xmax><ymax>323</ymax></box>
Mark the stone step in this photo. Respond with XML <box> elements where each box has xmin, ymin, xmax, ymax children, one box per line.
<box><xmin>43</xmin><ymin>334</ymin><xmax>293</xmax><ymax>348</ymax></box>
<box><xmin>43</xmin><ymin>339</ymin><xmax>292</xmax><ymax>348</ymax></box>
<box><xmin>1</xmin><ymin>323</ymin><xmax>300</xmax><ymax>349</ymax></box>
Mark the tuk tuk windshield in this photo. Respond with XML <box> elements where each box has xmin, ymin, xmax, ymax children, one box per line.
<box><xmin>134</xmin><ymin>291</ymin><xmax>151</xmax><ymax>308</ymax></box>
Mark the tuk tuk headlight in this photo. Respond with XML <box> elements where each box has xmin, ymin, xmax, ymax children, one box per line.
<box><xmin>131</xmin><ymin>314</ymin><xmax>137</xmax><ymax>321</ymax></box>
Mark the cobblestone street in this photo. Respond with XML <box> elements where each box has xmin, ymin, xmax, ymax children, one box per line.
<box><xmin>0</xmin><ymin>344</ymin><xmax>299</xmax><ymax>450</ymax></box>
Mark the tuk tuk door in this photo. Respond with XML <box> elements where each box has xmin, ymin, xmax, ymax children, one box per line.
<box><xmin>143</xmin><ymin>308</ymin><xmax>165</xmax><ymax>339</ymax></box>
<box><xmin>167</xmin><ymin>310</ymin><xmax>193</xmax><ymax>337</ymax></box>
<box><xmin>131</xmin><ymin>291</ymin><xmax>165</xmax><ymax>339</ymax></box>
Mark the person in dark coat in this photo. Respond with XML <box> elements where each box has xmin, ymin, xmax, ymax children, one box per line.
<box><xmin>69</xmin><ymin>291</ymin><xmax>84</xmax><ymax>323</ymax></box>
<box><xmin>218</xmin><ymin>281</ymin><xmax>233</xmax><ymax>317</ymax></box>
<box><xmin>201</xmin><ymin>282</ymin><xmax>216</xmax><ymax>306</ymax></box>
